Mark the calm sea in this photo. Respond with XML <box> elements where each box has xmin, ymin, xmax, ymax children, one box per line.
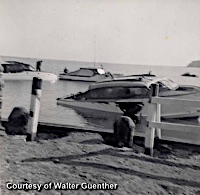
<box><xmin>1</xmin><ymin>56</ymin><xmax>200</xmax><ymax>130</ymax></box>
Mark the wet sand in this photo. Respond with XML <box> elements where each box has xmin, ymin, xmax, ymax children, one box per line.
<box><xmin>0</xmin><ymin>130</ymin><xmax>200</xmax><ymax>195</ymax></box>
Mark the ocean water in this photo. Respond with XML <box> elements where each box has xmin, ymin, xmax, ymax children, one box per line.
<box><xmin>1</xmin><ymin>56</ymin><xmax>200</xmax><ymax>130</ymax></box>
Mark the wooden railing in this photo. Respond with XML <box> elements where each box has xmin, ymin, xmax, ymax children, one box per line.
<box><xmin>145</xmin><ymin>84</ymin><xmax>200</xmax><ymax>156</ymax></box>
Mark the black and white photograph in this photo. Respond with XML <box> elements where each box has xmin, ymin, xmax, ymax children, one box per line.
<box><xmin>0</xmin><ymin>0</ymin><xmax>200</xmax><ymax>194</ymax></box>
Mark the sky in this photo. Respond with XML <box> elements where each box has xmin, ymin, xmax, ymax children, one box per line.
<box><xmin>0</xmin><ymin>0</ymin><xmax>200</xmax><ymax>66</ymax></box>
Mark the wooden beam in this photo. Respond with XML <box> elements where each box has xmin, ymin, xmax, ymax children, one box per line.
<box><xmin>152</xmin><ymin>97</ymin><xmax>200</xmax><ymax>108</ymax></box>
<box><xmin>149</xmin><ymin>121</ymin><xmax>200</xmax><ymax>133</ymax></box>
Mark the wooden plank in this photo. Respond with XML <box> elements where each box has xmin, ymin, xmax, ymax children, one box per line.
<box><xmin>137</xmin><ymin>131</ymin><xmax>200</xmax><ymax>145</ymax></box>
<box><xmin>38</xmin><ymin>121</ymin><xmax>114</xmax><ymax>134</ymax></box>
<box><xmin>149</xmin><ymin>121</ymin><xmax>200</xmax><ymax>133</ymax></box>
<box><xmin>2</xmin><ymin>118</ymin><xmax>200</xmax><ymax>145</ymax></box>
<box><xmin>152</xmin><ymin>97</ymin><xmax>200</xmax><ymax>108</ymax></box>
<box><xmin>1</xmin><ymin>118</ymin><xmax>113</xmax><ymax>134</ymax></box>
<box><xmin>160</xmin><ymin>136</ymin><xmax>200</xmax><ymax>145</ymax></box>
<box><xmin>155</xmin><ymin>103</ymin><xmax>161</xmax><ymax>138</ymax></box>
<box><xmin>162</xmin><ymin>111</ymin><xmax>200</xmax><ymax>119</ymax></box>
<box><xmin>116</xmin><ymin>99</ymin><xmax>148</xmax><ymax>103</ymax></box>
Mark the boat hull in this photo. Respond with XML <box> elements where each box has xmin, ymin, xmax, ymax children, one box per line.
<box><xmin>57</xmin><ymin>99</ymin><xmax>123</xmax><ymax>114</ymax></box>
<box><xmin>3</xmin><ymin>72</ymin><xmax>58</xmax><ymax>82</ymax></box>
<box><xmin>57</xmin><ymin>91</ymin><xmax>200</xmax><ymax>119</ymax></box>
<box><xmin>57</xmin><ymin>77</ymin><xmax>200</xmax><ymax>144</ymax></box>
<box><xmin>59</xmin><ymin>74</ymin><xmax>113</xmax><ymax>82</ymax></box>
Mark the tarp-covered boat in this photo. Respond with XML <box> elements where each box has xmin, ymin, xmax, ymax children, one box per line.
<box><xmin>59</xmin><ymin>67</ymin><xmax>122</xmax><ymax>82</ymax></box>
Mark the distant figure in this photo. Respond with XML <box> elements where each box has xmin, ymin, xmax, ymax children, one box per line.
<box><xmin>36</xmin><ymin>61</ymin><xmax>42</xmax><ymax>72</ymax></box>
<box><xmin>100</xmin><ymin>64</ymin><xmax>104</xmax><ymax>69</ymax></box>
<box><xmin>64</xmin><ymin>67</ymin><xmax>69</xmax><ymax>73</ymax></box>
<box><xmin>4</xmin><ymin>66</ymin><xmax>10</xmax><ymax>73</ymax></box>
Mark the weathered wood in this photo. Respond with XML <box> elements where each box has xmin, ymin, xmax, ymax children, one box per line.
<box><xmin>145</xmin><ymin>83</ymin><xmax>200</xmax><ymax>154</ymax></box>
<box><xmin>149</xmin><ymin>121</ymin><xmax>200</xmax><ymax>133</ymax></box>
<box><xmin>145</xmin><ymin>84</ymin><xmax>159</xmax><ymax>156</ymax></box>
<box><xmin>26</xmin><ymin>77</ymin><xmax>42</xmax><ymax>141</ymax></box>
<box><xmin>156</xmin><ymin>103</ymin><xmax>161</xmax><ymax>139</ymax></box>
<box><xmin>152</xmin><ymin>97</ymin><xmax>200</xmax><ymax>108</ymax></box>
<box><xmin>0</xmin><ymin>71</ymin><xmax>4</xmax><ymax>130</ymax></box>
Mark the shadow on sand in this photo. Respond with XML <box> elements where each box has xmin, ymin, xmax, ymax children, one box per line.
<box><xmin>22</xmin><ymin>147</ymin><xmax>200</xmax><ymax>189</ymax></box>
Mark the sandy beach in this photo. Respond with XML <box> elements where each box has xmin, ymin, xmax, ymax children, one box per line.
<box><xmin>0</xmin><ymin>129</ymin><xmax>200</xmax><ymax>195</ymax></box>
<box><xmin>1</xmin><ymin>0</ymin><xmax>200</xmax><ymax>194</ymax></box>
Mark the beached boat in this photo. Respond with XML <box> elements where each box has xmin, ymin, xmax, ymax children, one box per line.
<box><xmin>59</xmin><ymin>67</ymin><xmax>122</xmax><ymax>82</ymax></box>
<box><xmin>57</xmin><ymin>76</ymin><xmax>200</xmax><ymax>119</ymax></box>
<box><xmin>1</xmin><ymin>61</ymin><xmax>58</xmax><ymax>82</ymax></box>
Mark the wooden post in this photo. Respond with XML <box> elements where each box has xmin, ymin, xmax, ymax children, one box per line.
<box><xmin>26</xmin><ymin>77</ymin><xmax>42</xmax><ymax>141</ymax></box>
<box><xmin>144</xmin><ymin>84</ymin><xmax>159</xmax><ymax>156</ymax></box>
<box><xmin>155</xmin><ymin>95</ymin><xmax>161</xmax><ymax>139</ymax></box>
<box><xmin>0</xmin><ymin>67</ymin><xmax>4</xmax><ymax>130</ymax></box>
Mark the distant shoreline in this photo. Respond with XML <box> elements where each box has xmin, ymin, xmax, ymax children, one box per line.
<box><xmin>1</xmin><ymin>55</ymin><xmax>191</xmax><ymax>68</ymax></box>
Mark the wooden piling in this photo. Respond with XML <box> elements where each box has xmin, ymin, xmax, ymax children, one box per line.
<box><xmin>26</xmin><ymin>77</ymin><xmax>42</xmax><ymax>141</ymax></box>
<box><xmin>155</xmin><ymin>95</ymin><xmax>161</xmax><ymax>139</ymax></box>
<box><xmin>144</xmin><ymin>84</ymin><xmax>159</xmax><ymax>156</ymax></box>
<box><xmin>0</xmin><ymin>67</ymin><xmax>4</xmax><ymax>130</ymax></box>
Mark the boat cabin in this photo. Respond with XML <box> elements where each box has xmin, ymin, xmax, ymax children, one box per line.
<box><xmin>57</xmin><ymin>76</ymin><xmax>200</xmax><ymax>116</ymax></box>
<box><xmin>1</xmin><ymin>61</ymin><xmax>35</xmax><ymax>73</ymax></box>
<box><xmin>65</xmin><ymin>77</ymin><xmax>198</xmax><ymax>102</ymax></box>
<box><xmin>65</xmin><ymin>68</ymin><xmax>106</xmax><ymax>77</ymax></box>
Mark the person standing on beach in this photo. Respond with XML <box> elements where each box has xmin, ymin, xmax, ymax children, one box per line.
<box><xmin>36</xmin><ymin>61</ymin><xmax>42</xmax><ymax>72</ymax></box>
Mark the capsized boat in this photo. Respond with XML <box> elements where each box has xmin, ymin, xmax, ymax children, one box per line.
<box><xmin>59</xmin><ymin>67</ymin><xmax>122</xmax><ymax>82</ymax></box>
<box><xmin>57</xmin><ymin>76</ymin><xmax>200</xmax><ymax>119</ymax></box>
<box><xmin>1</xmin><ymin>61</ymin><xmax>58</xmax><ymax>83</ymax></box>
<box><xmin>181</xmin><ymin>72</ymin><xmax>199</xmax><ymax>78</ymax></box>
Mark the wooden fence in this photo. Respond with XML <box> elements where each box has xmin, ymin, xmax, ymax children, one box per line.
<box><xmin>145</xmin><ymin>83</ymin><xmax>200</xmax><ymax>156</ymax></box>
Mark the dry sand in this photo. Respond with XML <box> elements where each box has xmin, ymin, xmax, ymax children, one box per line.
<box><xmin>0</xmin><ymin>130</ymin><xmax>200</xmax><ymax>195</ymax></box>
